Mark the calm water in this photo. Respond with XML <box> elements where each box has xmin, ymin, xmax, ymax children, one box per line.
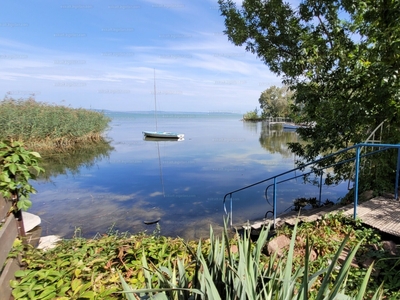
<box><xmin>30</xmin><ymin>112</ymin><xmax>348</xmax><ymax>240</ymax></box>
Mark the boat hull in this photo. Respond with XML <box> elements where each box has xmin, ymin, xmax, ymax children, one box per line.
<box><xmin>143</xmin><ymin>131</ymin><xmax>184</xmax><ymax>139</ymax></box>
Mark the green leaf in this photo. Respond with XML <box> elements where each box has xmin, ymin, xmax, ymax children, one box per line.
<box><xmin>10</xmin><ymin>280</ymin><xmax>20</xmax><ymax>288</ymax></box>
<box><xmin>8</xmin><ymin>163</ymin><xmax>17</xmax><ymax>175</ymax></box>
<box><xmin>11</xmin><ymin>153</ymin><xmax>20</xmax><ymax>163</ymax></box>
<box><xmin>17</xmin><ymin>198</ymin><xmax>32</xmax><ymax>211</ymax></box>
<box><xmin>14</xmin><ymin>270</ymin><xmax>29</xmax><ymax>277</ymax></box>
<box><xmin>79</xmin><ymin>291</ymin><xmax>96</xmax><ymax>299</ymax></box>
<box><xmin>29</xmin><ymin>151</ymin><xmax>41</xmax><ymax>158</ymax></box>
<box><xmin>71</xmin><ymin>278</ymin><xmax>82</xmax><ymax>293</ymax></box>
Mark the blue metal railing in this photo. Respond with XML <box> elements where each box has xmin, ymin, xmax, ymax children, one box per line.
<box><xmin>223</xmin><ymin>143</ymin><xmax>400</xmax><ymax>228</ymax></box>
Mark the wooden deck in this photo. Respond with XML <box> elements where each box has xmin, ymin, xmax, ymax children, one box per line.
<box><xmin>247</xmin><ymin>196</ymin><xmax>400</xmax><ymax>237</ymax></box>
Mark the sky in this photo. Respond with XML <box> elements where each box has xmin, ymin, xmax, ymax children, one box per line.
<box><xmin>0</xmin><ymin>0</ymin><xmax>283</xmax><ymax>113</ymax></box>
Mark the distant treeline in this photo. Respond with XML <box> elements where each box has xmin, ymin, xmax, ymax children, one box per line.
<box><xmin>0</xmin><ymin>97</ymin><xmax>111</xmax><ymax>151</ymax></box>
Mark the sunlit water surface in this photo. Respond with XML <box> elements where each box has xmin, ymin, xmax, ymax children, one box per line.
<box><xmin>30</xmin><ymin>112</ymin><xmax>348</xmax><ymax>240</ymax></box>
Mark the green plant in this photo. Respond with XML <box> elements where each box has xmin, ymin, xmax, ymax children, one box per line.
<box><xmin>13</xmin><ymin>213</ymin><xmax>400</xmax><ymax>299</ymax></box>
<box><xmin>243</xmin><ymin>107</ymin><xmax>262</xmax><ymax>121</ymax></box>
<box><xmin>120</xmin><ymin>219</ymin><xmax>384</xmax><ymax>299</ymax></box>
<box><xmin>0</xmin><ymin>96</ymin><xmax>111</xmax><ymax>151</ymax></box>
<box><xmin>0</xmin><ymin>139</ymin><xmax>44</xmax><ymax>211</ymax></box>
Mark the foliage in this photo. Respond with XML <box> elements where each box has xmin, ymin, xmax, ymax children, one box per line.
<box><xmin>121</xmin><ymin>219</ymin><xmax>383</xmax><ymax>299</ymax></box>
<box><xmin>0</xmin><ymin>139</ymin><xmax>44</xmax><ymax>211</ymax></box>
<box><xmin>243</xmin><ymin>107</ymin><xmax>263</xmax><ymax>121</ymax></box>
<box><xmin>10</xmin><ymin>228</ymin><xmax>196</xmax><ymax>299</ymax></box>
<box><xmin>0</xmin><ymin>96</ymin><xmax>111</xmax><ymax>151</ymax></box>
<box><xmin>12</xmin><ymin>214</ymin><xmax>400</xmax><ymax>299</ymax></box>
<box><xmin>218</xmin><ymin>0</ymin><xmax>400</xmax><ymax>193</ymax></box>
<box><xmin>259</xmin><ymin>85</ymin><xmax>294</xmax><ymax>118</ymax></box>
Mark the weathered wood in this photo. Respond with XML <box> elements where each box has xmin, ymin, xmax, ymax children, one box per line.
<box><xmin>0</xmin><ymin>258</ymin><xmax>21</xmax><ymax>300</ymax></box>
<box><xmin>0</xmin><ymin>215</ymin><xmax>18</xmax><ymax>268</ymax></box>
<box><xmin>0</xmin><ymin>197</ymin><xmax>25</xmax><ymax>300</ymax></box>
<box><xmin>0</xmin><ymin>196</ymin><xmax>12</xmax><ymax>220</ymax></box>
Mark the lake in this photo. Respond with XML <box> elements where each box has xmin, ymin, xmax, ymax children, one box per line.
<box><xmin>30</xmin><ymin>112</ymin><xmax>349</xmax><ymax>240</ymax></box>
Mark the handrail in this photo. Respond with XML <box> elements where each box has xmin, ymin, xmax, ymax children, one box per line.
<box><xmin>223</xmin><ymin>143</ymin><xmax>400</xmax><ymax>228</ymax></box>
<box><xmin>348</xmin><ymin>120</ymin><xmax>386</xmax><ymax>190</ymax></box>
<box><xmin>262</xmin><ymin>147</ymin><xmax>391</xmax><ymax>215</ymax></box>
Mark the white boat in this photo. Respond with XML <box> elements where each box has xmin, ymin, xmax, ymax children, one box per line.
<box><xmin>143</xmin><ymin>69</ymin><xmax>184</xmax><ymax>139</ymax></box>
<box><xmin>143</xmin><ymin>131</ymin><xmax>184</xmax><ymax>139</ymax></box>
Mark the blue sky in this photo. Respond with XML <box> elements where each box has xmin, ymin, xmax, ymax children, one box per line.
<box><xmin>0</xmin><ymin>0</ymin><xmax>282</xmax><ymax>113</ymax></box>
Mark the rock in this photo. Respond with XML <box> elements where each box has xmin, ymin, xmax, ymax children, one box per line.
<box><xmin>22</xmin><ymin>211</ymin><xmax>41</xmax><ymax>232</ymax></box>
<box><xmin>309</xmin><ymin>249</ymin><xmax>318</xmax><ymax>261</ymax></box>
<box><xmin>359</xmin><ymin>256</ymin><xmax>375</xmax><ymax>268</ymax></box>
<box><xmin>267</xmin><ymin>235</ymin><xmax>291</xmax><ymax>257</ymax></box>
<box><xmin>338</xmin><ymin>248</ymin><xmax>359</xmax><ymax>268</ymax></box>
<box><xmin>359</xmin><ymin>190</ymin><xmax>374</xmax><ymax>201</ymax></box>
<box><xmin>37</xmin><ymin>235</ymin><xmax>62</xmax><ymax>251</ymax></box>
<box><xmin>382</xmin><ymin>241</ymin><xmax>397</xmax><ymax>256</ymax></box>
<box><xmin>230</xmin><ymin>245</ymin><xmax>238</xmax><ymax>254</ymax></box>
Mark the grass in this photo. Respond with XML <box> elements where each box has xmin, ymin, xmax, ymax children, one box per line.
<box><xmin>0</xmin><ymin>97</ymin><xmax>111</xmax><ymax>151</ymax></box>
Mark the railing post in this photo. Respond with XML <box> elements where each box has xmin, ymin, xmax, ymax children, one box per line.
<box><xmin>273</xmin><ymin>177</ymin><xmax>277</xmax><ymax>228</ymax></box>
<box><xmin>353</xmin><ymin>146</ymin><xmax>361</xmax><ymax>219</ymax></box>
<box><xmin>319</xmin><ymin>171</ymin><xmax>323</xmax><ymax>206</ymax></box>
<box><xmin>396</xmin><ymin>147</ymin><xmax>400</xmax><ymax>200</ymax></box>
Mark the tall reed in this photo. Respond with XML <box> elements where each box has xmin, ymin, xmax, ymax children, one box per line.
<box><xmin>0</xmin><ymin>97</ymin><xmax>110</xmax><ymax>151</ymax></box>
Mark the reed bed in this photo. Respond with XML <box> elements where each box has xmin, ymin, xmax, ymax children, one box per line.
<box><xmin>0</xmin><ymin>97</ymin><xmax>111</xmax><ymax>151</ymax></box>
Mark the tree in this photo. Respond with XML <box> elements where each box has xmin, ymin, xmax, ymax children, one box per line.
<box><xmin>259</xmin><ymin>85</ymin><xmax>293</xmax><ymax>118</ymax></box>
<box><xmin>218</xmin><ymin>0</ymin><xmax>400</xmax><ymax>192</ymax></box>
<box><xmin>243</xmin><ymin>107</ymin><xmax>262</xmax><ymax>121</ymax></box>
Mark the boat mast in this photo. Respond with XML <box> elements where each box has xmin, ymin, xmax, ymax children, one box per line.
<box><xmin>154</xmin><ymin>68</ymin><xmax>158</xmax><ymax>131</ymax></box>
<box><xmin>154</xmin><ymin>69</ymin><xmax>164</xmax><ymax>196</ymax></box>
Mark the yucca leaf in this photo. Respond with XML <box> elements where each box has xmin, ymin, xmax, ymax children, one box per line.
<box><xmin>329</xmin><ymin>239</ymin><xmax>364</xmax><ymax>298</ymax></box>
<box><xmin>354</xmin><ymin>262</ymin><xmax>374</xmax><ymax>300</ymax></box>
<box><xmin>118</xmin><ymin>273</ymin><xmax>137</xmax><ymax>300</ymax></box>
<box><xmin>315</xmin><ymin>235</ymin><xmax>350</xmax><ymax>299</ymax></box>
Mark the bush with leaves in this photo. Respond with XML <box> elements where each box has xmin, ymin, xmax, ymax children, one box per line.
<box><xmin>0</xmin><ymin>139</ymin><xmax>44</xmax><ymax>211</ymax></box>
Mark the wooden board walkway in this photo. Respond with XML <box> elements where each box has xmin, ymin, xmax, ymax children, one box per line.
<box><xmin>247</xmin><ymin>196</ymin><xmax>400</xmax><ymax>237</ymax></box>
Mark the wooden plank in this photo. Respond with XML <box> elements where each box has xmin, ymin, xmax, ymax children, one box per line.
<box><xmin>0</xmin><ymin>258</ymin><xmax>21</xmax><ymax>300</ymax></box>
<box><xmin>0</xmin><ymin>196</ymin><xmax>12</xmax><ymax>220</ymax></box>
<box><xmin>0</xmin><ymin>216</ymin><xmax>18</xmax><ymax>268</ymax></box>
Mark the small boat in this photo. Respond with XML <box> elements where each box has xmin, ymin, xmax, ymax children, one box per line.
<box><xmin>143</xmin><ymin>69</ymin><xmax>184</xmax><ymax>140</ymax></box>
<box><xmin>283</xmin><ymin>123</ymin><xmax>302</xmax><ymax>130</ymax></box>
<box><xmin>143</xmin><ymin>131</ymin><xmax>184</xmax><ymax>139</ymax></box>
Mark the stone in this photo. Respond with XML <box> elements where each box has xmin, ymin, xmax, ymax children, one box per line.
<box><xmin>359</xmin><ymin>190</ymin><xmax>374</xmax><ymax>201</ymax></box>
<box><xmin>230</xmin><ymin>245</ymin><xmax>238</xmax><ymax>254</ymax></box>
<box><xmin>37</xmin><ymin>235</ymin><xmax>62</xmax><ymax>251</ymax></box>
<box><xmin>267</xmin><ymin>235</ymin><xmax>291</xmax><ymax>257</ymax></box>
<box><xmin>338</xmin><ymin>248</ymin><xmax>359</xmax><ymax>268</ymax></box>
<box><xmin>22</xmin><ymin>211</ymin><xmax>41</xmax><ymax>232</ymax></box>
<box><xmin>309</xmin><ymin>249</ymin><xmax>318</xmax><ymax>261</ymax></box>
<box><xmin>359</xmin><ymin>256</ymin><xmax>375</xmax><ymax>269</ymax></box>
<box><xmin>382</xmin><ymin>241</ymin><xmax>397</xmax><ymax>256</ymax></box>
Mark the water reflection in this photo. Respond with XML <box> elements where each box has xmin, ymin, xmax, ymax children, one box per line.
<box><xmin>30</xmin><ymin>114</ymin><xmax>348</xmax><ymax>240</ymax></box>
<box><xmin>259</xmin><ymin>122</ymin><xmax>299</xmax><ymax>158</ymax></box>
<box><xmin>242</xmin><ymin>121</ymin><xmax>259</xmax><ymax>133</ymax></box>
<box><xmin>38</xmin><ymin>140</ymin><xmax>114</xmax><ymax>179</ymax></box>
